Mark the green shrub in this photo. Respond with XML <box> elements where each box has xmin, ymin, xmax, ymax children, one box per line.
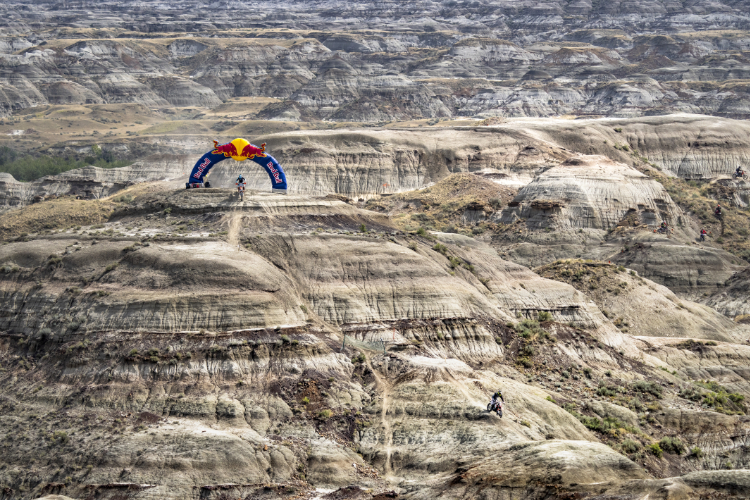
<box><xmin>690</xmin><ymin>446</ymin><xmax>703</xmax><ymax>458</ymax></box>
<box><xmin>280</xmin><ymin>335</ymin><xmax>290</xmax><ymax>344</ymax></box>
<box><xmin>351</xmin><ymin>353</ymin><xmax>366</xmax><ymax>364</ymax></box>
<box><xmin>318</xmin><ymin>409</ymin><xmax>332</xmax><ymax>419</ymax></box>
<box><xmin>49</xmin><ymin>431</ymin><xmax>69</xmax><ymax>445</ymax></box>
<box><xmin>517</xmin><ymin>357</ymin><xmax>532</xmax><ymax>368</ymax></box>
<box><xmin>359</xmin><ymin>224</ymin><xmax>367</xmax><ymax>233</ymax></box>
<box><xmin>597</xmin><ymin>383</ymin><xmax>617</xmax><ymax>397</ymax></box>
<box><xmin>537</xmin><ymin>311</ymin><xmax>552</xmax><ymax>322</ymax></box>
<box><xmin>632</xmin><ymin>380</ymin><xmax>663</xmax><ymax>399</ymax></box>
<box><xmin>679</xmin><ymin>381</ymin><xmax>746</xmax><ymax>414</ymax></box>
<box><xmin>659</xmin><ymin>436</ymin><xmax>685</xmax><ymax>455</ymax></box>
<box><xmin>520</xmin><ymin>420</ymin><xmax>531</xmax><ymax>428</ymax></box>
<box><xmin>416</xmin><ymin>227</ymin><xmax>427</xmax><ymax>236</ymax></box>
<box><xmin>104</xmin><ymin>262</ymin><xmax>118</xmax><ymax>273</ymax></box>
<box><xmin>621</xmin><ymin>439</ymin><xmax>640</xmax><ymax>454</ymax></box>
<box><xmin>648</xmin><ymin>443</ymin><xmax>663</xmax><ymax>458</ymax></box>
<box><xmin>301</xmin><ymin>397</ymin><xmax>310</xmax><ymax>405</ymax></box>
<box><xmin>433</xmin><ymin>243</ymin><xmax>448</xmax><ymax>255</ymax></box>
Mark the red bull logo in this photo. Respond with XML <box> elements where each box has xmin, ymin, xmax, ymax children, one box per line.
<box><xmin>267</xmin><ymin>160</ymin><xmax>282</xmax><ymax>184</ymax></box>
<box><xmin>241</xmin><ymin>142</ymin><xmax>267</xmax><ymax>159</ymax></box>
<box><xmin>193</xmin><ymin>157</ymin><xmax>211</xmax><ymax>179</ymax></box>
<box><xmin>211</xmin><ymin>140</ymin><xmax>238</xmax><ymax>158</ymax></box>
<box><xmin>212</xmin><ymin>138</ymin><xmax>267</xmax><ymax>161</ymax></box>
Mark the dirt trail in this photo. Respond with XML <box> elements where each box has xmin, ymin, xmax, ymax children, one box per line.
<box><xmin>368</xmin><ymin>360</ymin><xmax>395</xmax><ymax>479</ymax></box>
<box><xmin>227</xmin><ymin>211</ymin><xmax>242</xmax><ymax>247</ymax></box>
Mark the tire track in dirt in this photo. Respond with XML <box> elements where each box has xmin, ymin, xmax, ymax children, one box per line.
<box><xmin>368</xmin><ymin>361</ymin><xmax>394</xmax><ymax>479</ymax></box>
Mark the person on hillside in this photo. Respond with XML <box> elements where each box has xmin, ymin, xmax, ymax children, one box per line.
<box><xmin>491</xmin><ymin>389</ymin><xmax>504</xmax><ymax>407</ymax></box>
<box><xmin>737</xmin><ymin>166</ymin><xmax>744</xmax><ymax>178</ymax></box>
<box><xmin>715</xmin><ymin>204</ymin><xmax>722</xmax><ymax>217</ymax></box>
<box><xmin>700</xmin><ymin>228</ymin><xmax>708</xmax><ymax>241</ymax></box>
<box><xmin>236</xmin><ymin>174</ymin><xmax>247</xmax><ymax>201</ymax></box>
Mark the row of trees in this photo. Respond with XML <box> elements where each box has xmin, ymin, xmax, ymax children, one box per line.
<box><xmin>0</xmin><ymin>145</ymin><xmax>130</xmax><ymax>182</ymax></box>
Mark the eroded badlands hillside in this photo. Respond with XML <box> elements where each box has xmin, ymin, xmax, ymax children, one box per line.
<box><xmin>0</xmin><ymin>184</ymin><xmax>749</xmax><ymax>500</ymax></box>
<box><xmin>4</xmin><ymin>0</ymin><xmax>750</xmax><ymax>123</ymax></box>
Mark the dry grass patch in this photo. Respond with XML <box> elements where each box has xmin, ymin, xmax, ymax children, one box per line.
<box><xmin>0</xmin><ymin>197</ymin><xmax>115</xmax><ymax>239</ymax></box>
<box><xmin>366</xmin><ymin>173</ymin><xmax>515</xmax><ymax>234</ymax></box>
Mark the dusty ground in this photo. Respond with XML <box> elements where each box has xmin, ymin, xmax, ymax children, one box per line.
<box><xmin>0</xmin><ymin>188</ymin><xmax>748</xmax><ymax>500</ymax></box>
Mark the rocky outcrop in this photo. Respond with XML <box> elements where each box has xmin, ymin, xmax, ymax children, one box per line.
<box><xmin>609</xmin><ymin>234</ymin><xmax>747</xmax><ymax>300</ymax></box>
<box><xmin>499</xmin><ymin>155</ymin><xmax>682</xmax><ymax>230</ymax></box>
<box><xmin>535</xmin><ymin>260</ymin><xmax>749</xmax><ymax>342</ymax></box>
<box><xmin>522</xmin><ymin>114</ymin><xmax>750</xmax><ymax>180</ymax></box>
<box><xmin>704</xmin><ymin>266</ymin><xmax>750</xmax><ymax>319</ymax></box>
<box><xmin>0</xmin><ymin>157</ymin><xmax>188</xmax><ymax>211</ymax></box>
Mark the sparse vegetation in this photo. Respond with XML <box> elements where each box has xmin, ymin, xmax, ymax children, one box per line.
<box><xmin>563</xmin><ymin>402</ymin><xmax>638</xmax><ymax>435</ymax></box>
<box><xmin>0</xmin><ymin>145</ymin><xmax>130</xmax><ymax>182</ymax></box>
<box><xmin>49</xmin><ymin>431</ymin><xmax>69</xmax><ymax>445</ymax></box>
<box><xmin>537</xmin><ymin>311</ymin><xmax>552</xmax><ymax>322</ymax></box>
<box><xmin>678</xmin><ymin>380</ymin><xmax>745</xmax><ymax>414</ymax></box>
<box><xmin>620</xmin><ymin>439</ymin><xmax>641</xmax><ymax>454</ymax></box>
<box><xmin>648</xmin><ymin>443</ymin><xmax>663</xmax><ymax>458</ymax></box>
<box><xmin>658</xmin><ymin>436</ymin><xmax>685</xmax><ymax>455</ymax></box>
<box><xmin>318</xmin><ymin>409</ymin><xmax>332</xmax><ymax>419</ymax></box>
<box><xmin>631</xmin><ymin>380</ymin><xmax>663</xmax><ymax>399</ymax></box>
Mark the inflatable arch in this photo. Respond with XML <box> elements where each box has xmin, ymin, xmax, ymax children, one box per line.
<box><xmin>187</xmin><ymin>138</ymin><xmax>287</xmax><ymax>193</ymax></box>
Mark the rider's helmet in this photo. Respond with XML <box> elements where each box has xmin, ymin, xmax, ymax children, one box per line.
<box><xmin>238</xmin><ymin>174</ymin><xmax>244</xmax><ymax>181</ymax></box>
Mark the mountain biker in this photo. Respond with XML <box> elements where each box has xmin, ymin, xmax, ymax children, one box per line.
<box><xmin>700</xmin><ymin>228</ymin><xmax>708</xmax><ymax>241</ymax></box>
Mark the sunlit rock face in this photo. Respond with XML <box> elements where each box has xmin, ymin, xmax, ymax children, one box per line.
<box><xmin>499</xmin><ymin>155</ymin><xmax>682</xmax><ymax>231</ymax></box>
